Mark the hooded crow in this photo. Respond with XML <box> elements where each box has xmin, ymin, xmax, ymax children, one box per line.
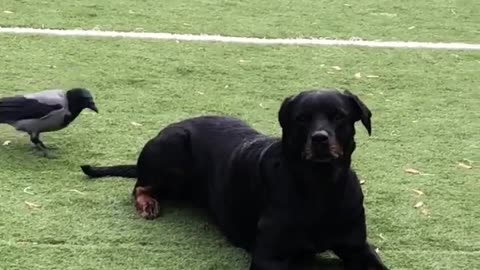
<box><xmin>0</xmin><ymin>87</ymin><xmax>98</xmax><ymax>156</ymax></box>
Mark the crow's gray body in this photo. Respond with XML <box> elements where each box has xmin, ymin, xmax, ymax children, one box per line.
<box><xmin>11</xmin><ymin>89</ymin><xmax>70</xmax><ymax>134</ymax></box>
<box><xmin>0</xmin><ymin>88</ymin><xmax>98</xmax><ymax>156</ymax></box>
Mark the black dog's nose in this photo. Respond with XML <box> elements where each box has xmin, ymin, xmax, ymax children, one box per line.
<box><xmin>311</xmin><ymin>130</ymin><xmax>329</xmax><ymax>144</ymax></box>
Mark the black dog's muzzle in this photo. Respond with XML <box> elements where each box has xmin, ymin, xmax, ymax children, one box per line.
<box><xmin>303</xmin><ymin>130</ymin><xmax>343</xmax><ymax>162</ymax></box>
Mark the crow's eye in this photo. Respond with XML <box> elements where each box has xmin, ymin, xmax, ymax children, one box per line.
<box><xmin>296</xmin><ymin>114</ymin><xmax>311</xmax><ymax>123</ymax></box>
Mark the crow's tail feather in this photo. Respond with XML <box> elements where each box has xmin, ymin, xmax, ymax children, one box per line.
<box><xmin>80</xmin><ymin>164</ymin><xmax>137</xmax><ymax>179</ymax></box>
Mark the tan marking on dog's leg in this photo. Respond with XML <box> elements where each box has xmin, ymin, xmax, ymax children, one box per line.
<box><xmin>134</xmin><ymin>186</ymin><xmax>160</xmax><ymax>219</ymax></box>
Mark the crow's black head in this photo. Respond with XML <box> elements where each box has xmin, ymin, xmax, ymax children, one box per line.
<box><xmin>66</xmin><ymin>88</ymin><xmax>98</xmax><ymax>113</ymax></box>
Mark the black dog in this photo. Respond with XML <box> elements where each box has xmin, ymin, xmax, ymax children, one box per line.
<box><xmin>81</xmin><ymin>89</ymin><xmax>389</xmax><ymax>270</ymax></box>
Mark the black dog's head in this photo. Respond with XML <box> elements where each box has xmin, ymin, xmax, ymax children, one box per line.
<box><xmin>278</xmin><ymin>89</ymin><xmax>371</xmax><ymax>163</ymax></box>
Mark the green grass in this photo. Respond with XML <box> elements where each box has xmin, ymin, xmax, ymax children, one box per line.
<box><xmin>1</xmin><ymin>0</ymin><xmax>479</xmax><ymax>42</ymax></box>
<box><xmin>0</xmin><ymin>35</ymin><xmax>478</xmax><ymax>269</ymax></box>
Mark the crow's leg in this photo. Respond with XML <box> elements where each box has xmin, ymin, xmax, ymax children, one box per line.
<box><xmin>30</xmin><ymin>132</ymin><xmax>45</xmax><ymax>148</ymax></box>
<box><xmin>29</xmin><ymin>133</ymin><xmax>55</xmax><ymax>158</ymax></box>
<box><xmin>30</xmin><ymin>133</ymin><xmax>58</xmax><ymax>149</ymax></box>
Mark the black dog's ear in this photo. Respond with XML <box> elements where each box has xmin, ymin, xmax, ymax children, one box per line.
<box><xmin>278</xmin><ymin>95</ymin><xmax>294</xmax><ymax>128</ymax></box>
<box><xmin>343</xmin><ymin>90</ymin><xmax>372</xmax><ymax>136</ymax></box>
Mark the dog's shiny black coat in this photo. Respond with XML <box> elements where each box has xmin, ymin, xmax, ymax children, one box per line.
<box><xmin>81</xmin><ymin>89</ymin><xmax>389</xmax><ymax>270</ymax></box>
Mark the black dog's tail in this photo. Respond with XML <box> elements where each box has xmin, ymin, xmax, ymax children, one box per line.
<box><xmin>80</xmin><ymin>164</ymin><xmax>137</xmax><ymax>179</ymax></box>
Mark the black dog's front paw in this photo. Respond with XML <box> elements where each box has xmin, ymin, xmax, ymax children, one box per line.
<box><xmin>343</xmin><ymin>262</ymin><xmax>389</xmax><ymax>270</ymax></box>
<box><xmin>335</xmin><ymin>243</ymin><xmax>389</xmax><ymax>270</ymax></box>
<box><xmin>249</xmin><ymin>259</ymin><xmax>289</xmax><ymax>270</ymax></box>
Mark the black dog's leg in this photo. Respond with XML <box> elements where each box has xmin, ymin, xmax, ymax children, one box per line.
<box><xmin>132</xmin><ymin>127</ymin><xmax>193</xmax><ymax>220</ymax></box>
<box><xmin>133</xmin><ymin>141</ymin><xmax>165</xmax><ymax>220</ymax></box>
<box><xmin>249</xmin><ymin>215</ymin><xmax>303</xmax><ymax>270</ymax></box>
<box><xmin>250</xmin><ymin>232</ymin><xmax>290</xmax><ymax>270</ymax></box>
<box><xmin>333</xmin><ymin>242</ymin><xmax>389</xmax><ymax>270</ymax></box>
<box><xmin>250</xmin><ymin>244</ymin><xmax>314</xmax><ymax>270</ymax></box>
<box><xmin>134</xmin><ymin>185</ymin><xmax>160</xmax><ymax>220</ymax></box>
<box><xmin>249</xmin><ymin>248</ymin><xmax>290</xmax><ymax>270</ymax></box>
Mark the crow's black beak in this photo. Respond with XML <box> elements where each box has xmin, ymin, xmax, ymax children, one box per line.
<box><xmin>88</xmin><ymin>103</ymin><xmax>98</xmax><ymax>113</ymax></box>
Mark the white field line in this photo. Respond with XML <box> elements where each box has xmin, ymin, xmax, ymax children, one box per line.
<box><xmin>0</xmin><ymin>27</ymin><xmax>479</xmax><ymax>50</ymax></box>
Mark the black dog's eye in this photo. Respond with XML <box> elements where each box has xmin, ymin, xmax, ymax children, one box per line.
<box><xmin>333</xmin><ymin>112</ymin><xmax>347</xmax><ymax>121</ymax></box>
<box><xmin>296</xmin><ymin>114</ymin><xmax>311</xmax><ymax>123</ymax></box>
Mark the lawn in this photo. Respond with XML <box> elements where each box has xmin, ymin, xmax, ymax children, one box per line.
<box><xmin>1</xmin><ymin>0</ymin><xmax>479</xmax><ymax>42</ymax></box>
<box><xmin>0</xmin><ymin>1</ymin><xmax>479</xmax><ymax>270</ymax></box>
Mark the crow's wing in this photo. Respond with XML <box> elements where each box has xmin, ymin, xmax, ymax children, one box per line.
<box><xmin>0</xmin><ymin>96</ymin><xmax>63</xmax><ymax>124</ymax></box>
<box><xmin>24</xmin><ymin>89</ymin><xmax>67</xmax><ymax>107</ymax></box>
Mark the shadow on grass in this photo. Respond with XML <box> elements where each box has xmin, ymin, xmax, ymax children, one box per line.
<box><xmin>0</xmin><ymin>142</ymin><xmax>68</xmax><ymax>162</ymax></box>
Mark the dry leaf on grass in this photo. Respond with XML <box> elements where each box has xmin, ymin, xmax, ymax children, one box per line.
<box><xmin>371</xmin><ymin>12</ymin><xmax>397</xmax><ymax>17</ymax></box>
<box><xmin>3</xmin><ymin>140</ymin><xmax>11</xmax><ymax>146</ymax></box>
<box><xmin>412</xmin><ymin>189</ymin><xmax>424</xmax><ymax>195</ymax></box>
<box><xmin>354</xmin><ymin>72</ymin><xmax>362</xmax><ymax>79</ymax></box>
<box><xmin>131</xmin><ymin>122</ymin><xmax>142</xmax><ymax>127</ymax></box>
<box><xmin>25</xmin><ymin>201</ymin><xmax>41</xmax><ymax>209</ymax></box>
<box><xmin>405</xmin><ymin>168</ymin><xmax>433</xmax><ymax>176</ymax></box>
<box><xmin>405</xmin><ymin>168</ymin><xmax>421</xmax><ymax>175</ymax></box>
<box><xmin>458</xmin><ymin>162</ymin><xmax>472</xmax><ymax>169</ymax></box>
<box><xmin>359</xmin><ymin>180</ymin><xmax>366</xmax><ymax>185</ymax></box>
<box><xmin>69</xmin><ymin>189</ymin><xmax>86</xmax><ymax>195</ymax></box>
<box><xmin>23</xmin><ymin>187</ymin><xmax>34</xmax><ymax>195</ymax></box>
<box><xmin>414</xmin><ymin>201</ymin><xmax>424</xmax><ymax>208</ymax></box>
